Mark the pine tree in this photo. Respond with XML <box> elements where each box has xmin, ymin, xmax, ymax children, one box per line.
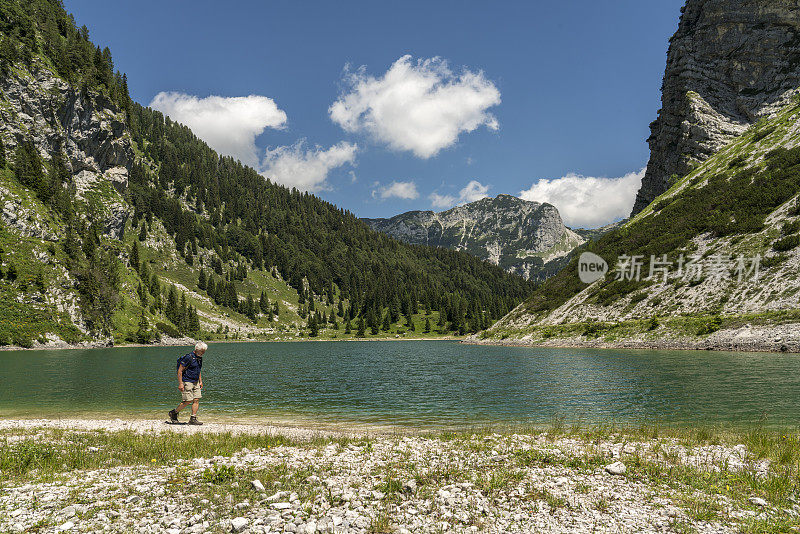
<box><xmin>166</xmin><ymin>285</ymin><xmax>178</xmax><ymax>323</ymax></box>
<box><xmin>1</xmin><ymin>137</ymin><xmax>8</xmax><ymax>168</ymax></box>
<box><xmin>405</xmin><ymin>313</ymin><xmax>415</xmax><ymax>332</ymax></box>
<box><xmin>356</xmin><ymin>316</ymin><xmax>366</xmax><ymax>337</ymax></box>
<box><xmin>138</xmin><ymin>222</ymin><xmax>147</xmax><ymax>242</ymax></box>
<box><xmin>424</xmin><ymin>317</ymin><xmax>431</xmax><ymax>333</ymax></box>
<box><xmin>135</xmin><ymin>311</ymin><xmax>150</xmax><ymax>344</ymax></box>
<box><xmin>130</xmin><ymin>241</ymin><xmax>140</xmax><ymax>272</ymax></box>
<box><xmin>14</xmin><ymin>142</ymin><xmax>46</xmax><ymax>198</ymax></box>
<box><xmin>137</xmin><ymin>282</ymin><xmax>147</xmax><ymax>306</ymax></box>
<box><xmin>366</xmin><ymin>307</ymin><xmax>376</xmax><ymax>332</ymax></box>
<box><xmin>344</xmin><ymin>319</ymin><xmax>352</xmax><ymax>334</ymax></box>
<box><xmin>206</xmin><ymin>277</ymin><xmax>216</xmax><ymax>299</ymax></box>
<box><xmin>198</xmin><ymin>269</ymin><xmax>207</xmax><ymax>291</ymax></box>
<box><xmin>308</xmin><ymin>314</ymin><xmax>319</xmax><ymax>337</ymax></box>
<box><xmin>246</xmin><ymin>294</ymin><xmax>257</xmax><ymax>322</ymax></box>
<box><xmin>259</xmin><ymin>291</ymin><xmax>269</xmax><ymax>314</ymax></box>
<box><xmin>178</xmin><ymin>293</ymin><xmax>189</xmax><ymax>332</ymax></box>
<box><xmin>189</xmin><ymin>306</ymin><xmax>200</xmax><ymax>333</ymax></box>
<box><xmin>48</xmin><ymin>150</ymin><xmax>70</xmax><ymax>204</ymax></box>
<box><xmin>381</xmin><ymin>310</ymin><xmax>391</xmax><ymax>331</ymax></box>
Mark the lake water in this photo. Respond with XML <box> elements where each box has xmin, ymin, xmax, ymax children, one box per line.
<box><xmin>1</xmin><ymin>341</ymin><xmax>798</xmax><ymax>428</ymax></box>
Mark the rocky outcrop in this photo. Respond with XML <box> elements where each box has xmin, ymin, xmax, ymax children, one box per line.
<box><xmin>631</xmin><ymin>0</ymin><xmax>800</xmax><ymax>215</ymax></box>
<box><xmin>363</xmin><ymin>195</ymin><xmax>585</xmax><ymax>280</ymax></box>
<box><xmin>0</xmin><ymin>61</ymin><xmax>131</xmax><ymax>233</ymax></box>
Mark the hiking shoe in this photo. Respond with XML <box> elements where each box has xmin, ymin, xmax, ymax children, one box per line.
<box><xmin>168</xmin><ymin>409</ymin><xmax>179</xmax><ymax>423</ymax></box>
<box><xmin>189</xmin><ymin>416</ymin><xmax>203</xmax><ymax>426</ymax></box>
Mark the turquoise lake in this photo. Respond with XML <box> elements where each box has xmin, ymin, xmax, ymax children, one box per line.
<box><xmin>1</xmin><ymin>341</ymin><xmax>798</xmax><ymax>428</ymax></box>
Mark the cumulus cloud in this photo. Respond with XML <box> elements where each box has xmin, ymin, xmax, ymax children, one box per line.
<box><xmin>376</xmin><ymin>181</ymin><xmax>420</xmax><ymax>200</ymax></box>
<box><xmin>519</xmin><ymin>169</ymin><xmax>644</xmax><ymax>228</ymax></box>
<box><xmin>429</xmin><ymin>192</ymin><xmax>457</xmax><ymax>209</ymax></box>
<box><xmin>149</xmin><ymin>92</ymin><xmax>287</xmax><ymax>168</ymax></box>
<box><xmin>329</xmin><ymin>55</ymin><xmax>500</xmax><ymax>158</ymax></box>
<box><xmin>261</xmin><ymin>140</ymin><xmax>358</xmax><ymax>192</ymax></box>
<box><xmin>429</xmin><ymin>180</ymin><xmax>490</xmax><ymax>210</ymax></box>
<box><xmin>459</xmin><ymin>180</ymin><xmax>490</xmax><ymax>203</ymax></box>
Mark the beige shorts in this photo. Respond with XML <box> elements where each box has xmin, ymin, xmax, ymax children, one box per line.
<box><xmin>181</xmin><ymin>382</ymin><xmax>202</xmax><ymax>402</ymax></box>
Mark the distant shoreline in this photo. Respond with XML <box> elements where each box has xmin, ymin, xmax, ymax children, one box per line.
<box><xmin>462</xmin><ymin>332</ymin><xmax>800</xmax><ymax>354</ymax></box>
<box><xmin>8</xmin><ymin>329</ymin><xmax>799</xmax><ymax>354</ymax></box>
<box><xmin>0</xmin><ymin>335</ymin><xmax>463</xmax><ymax>352</ymax></box>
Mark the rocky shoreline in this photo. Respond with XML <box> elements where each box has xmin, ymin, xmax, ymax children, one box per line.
<box><xmin>465</xmin><ymin>324</ymin><xmax>800</xmax><ymax>354</ymax></box>
<box><xmin>0</xmin><ymin>336</ymin><xmax>199</xmax><ymax>352</ymax></box>
<box><xmin>0</xmin><ymin>419</ymin><xmax>796</xmax><ymax>533</ymax></box>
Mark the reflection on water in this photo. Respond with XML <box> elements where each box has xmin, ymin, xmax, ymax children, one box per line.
<box><xmin>0</xmin><ymin>341</ymin><xmax>798</xmax><ymax>427</ymax></box>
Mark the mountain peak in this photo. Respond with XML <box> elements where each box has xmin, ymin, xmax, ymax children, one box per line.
<box><xmin>363</xmin><ymin>194</ymin><xmax>583</xmax><ymax>280</ymax></box>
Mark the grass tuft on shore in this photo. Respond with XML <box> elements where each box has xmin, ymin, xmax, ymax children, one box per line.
<box><xmin>0</xmin><ymin>428</ymin><xmax>359</xmax><ymax>482</ymax></box>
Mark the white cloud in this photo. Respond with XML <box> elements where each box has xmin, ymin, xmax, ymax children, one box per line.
<box><xmin>377</xmin><ymin>181</ymin><xmax>419</xmax><ymax>200</ymax></box>
<box><xmin>261</xmin><ymin>140</ymin><xmax>358</xmax><ymax>192</ymax></box>
<box><xmin>459</xmin><ymin>180</ymin><xmax>490</xmax><ymax>203</ymax></box>
<box><xmin>329</xmin><ymin>55</ymin><xmax>500</xmax><ymax>158</ymax></box>
<box><xmin>429</xmin><ymin>192</ymin><xmax>457</xmax><ymax>209</ymax></box>
<box><xmin>149</xmin><ymin>92</ymin><xmax>287</xmax><ymax>168</ymax></box>
<box><xmin>519</xmin><ymin>169</ymin><xmax>644</xmax><ymax>228</ymax></box>
<box><xmin>429</xmin><ymin>180</ymin><xmax>490</xmax><ymax>210</ymax></box>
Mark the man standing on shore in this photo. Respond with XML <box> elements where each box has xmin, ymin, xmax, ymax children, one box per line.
<box><xmin>168</xmin><ymin>341</ymin><xmax>207</xmax><ymax>425</ymax></box>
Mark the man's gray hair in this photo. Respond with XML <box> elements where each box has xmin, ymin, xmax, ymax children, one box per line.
<box><xmin>194</xmin><ymin>341</ymin><xmax>208</xmax><ymax>353</ymax></box>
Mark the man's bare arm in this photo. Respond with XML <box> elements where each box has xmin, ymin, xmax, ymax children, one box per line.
<box><xmin>177</xmin><ymin>365</ymin><xmax>185</xmax><ymax>391</ymax></box>
<box><xmin>198</xmin><ymin>372</ymin><xmax>203</xmax><ymax>388</ymax></box>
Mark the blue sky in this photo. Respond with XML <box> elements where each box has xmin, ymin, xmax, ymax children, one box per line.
<box><xmin>64</xmin><ymin>0</ymin><xmax>685</xmax><ymax>227</ymax></box>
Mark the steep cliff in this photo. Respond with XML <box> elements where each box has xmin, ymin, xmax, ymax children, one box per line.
<box><xmin>363</xmin><ymin>195</ymin><xmax>585</xmax><ymax>280</ymax></box>
<box><xmin>631</xmin><ymin>0</ymin><xmax>800</xmax><ymax>215</ymax></box>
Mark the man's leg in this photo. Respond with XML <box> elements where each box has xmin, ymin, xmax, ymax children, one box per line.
<box><xmin>191</xmin><ymin>398</ymin><xmax>199</xmax><ymax>416</ymax></box>
<box><xmin>170</xmin><ymin>383</ymin><xmax>196</xmax><ymax>422</ymax></box>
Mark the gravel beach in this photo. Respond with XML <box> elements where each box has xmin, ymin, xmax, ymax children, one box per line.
<box><xmin>1</xmin><ymin>419</ymin><xmax>797</xmax><ymax>533</ymax></box>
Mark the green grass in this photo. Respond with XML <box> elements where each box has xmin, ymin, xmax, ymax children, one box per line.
<box><xmin>0</xmin><ymin>428</ymin><xmax>355</xmax><ymax>482</ymax></box>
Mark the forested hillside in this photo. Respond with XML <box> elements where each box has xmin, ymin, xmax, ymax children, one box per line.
<box><xmin>0</xmin><ymin>0</ymin><xmax>535</xmax><ymax>347</ymax></box>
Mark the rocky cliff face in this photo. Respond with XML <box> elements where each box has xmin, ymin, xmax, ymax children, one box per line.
<box><xmin>631</xmin><ymin>0</ymin><xmax>800</xmax><ymax>215</ymax></box>
<box><xmin>364</xmin><ymin>195</ymin><xmax>584</xmax><ymax>280</ymax></box>
<box><xmin>0</xmin><ymin>63</ymin><xmax>132</xmax><ymax>237</ymax></box>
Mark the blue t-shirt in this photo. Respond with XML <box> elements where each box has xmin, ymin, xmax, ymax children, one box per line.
<box><xmin>179</xmin><ymin>352</ymin><xmax>202</xmax><ymax>382</ymax></box>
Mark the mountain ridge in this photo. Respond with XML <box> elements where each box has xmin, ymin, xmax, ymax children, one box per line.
<box><xmin>363</xmin><ymin>194</ymin><xmax>585</xmax><ymax>280</ymax></box>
